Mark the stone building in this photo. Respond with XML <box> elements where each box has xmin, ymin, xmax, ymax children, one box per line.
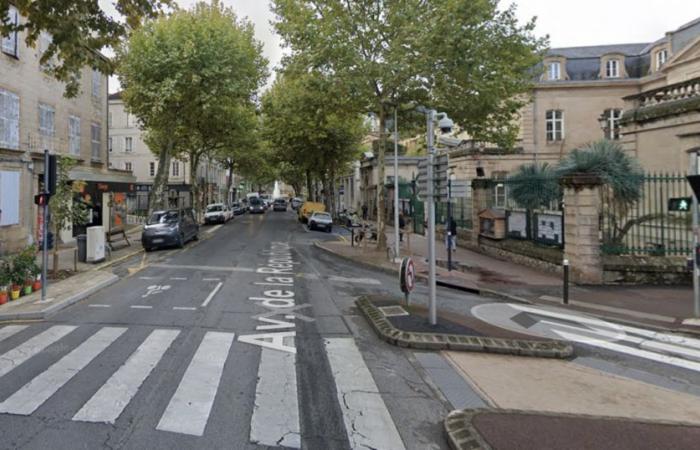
<box><xmin>0</xmin><ymin>7</ymin><xmax>133</xmax><ymax>254</ymax></box>
<box><xmin>108</xmin><ymin>93</ymin><xmax>229</xmax><ymax>214</ymax></box>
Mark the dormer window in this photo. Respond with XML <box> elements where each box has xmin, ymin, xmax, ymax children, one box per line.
<box><xmin>548</xmin><ymin>62</ymin><xmax>561</xmax><ymax>81</ymax></box>
<box><xmin>606</xmin><ymin>59</ymin><xmax>620</xmax><ymax>78</ymax></box>
<box><xmin>656</xmin><ymin>49</ymin><xmax>668</xmax><ymax>70</ymax></box>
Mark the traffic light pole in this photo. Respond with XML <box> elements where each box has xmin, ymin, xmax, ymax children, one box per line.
<box><xmin>41</xmin><ymin>149</ymin><xmax>49</xmax><ymax>302</ymax></box>
<box><xmin>426</xmin><ymin>111</ymin><xmax>437</xmax><ymax>326</ymax></box>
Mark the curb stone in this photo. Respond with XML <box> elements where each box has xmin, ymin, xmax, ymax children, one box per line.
<box><xmin>355</xmin><ymin>296</ymin><xmax>574</xmax><ymax>358</ymax></box>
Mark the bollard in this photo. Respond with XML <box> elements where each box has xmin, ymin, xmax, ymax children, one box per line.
<box><xmin>351</xmin><ymin>228</ymin><xmax>354</xmax><ymax>247</ymax></box>
<box><xmin>563</xmin><ymin>259</ymin><xmax>570</xmax><ymax>305</ymax></box>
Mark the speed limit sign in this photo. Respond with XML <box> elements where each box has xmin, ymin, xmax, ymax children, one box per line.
<box><xmin>400</xmin><ymin>257</ymin><xmax>416</xmax><ymax>302</ymax></box>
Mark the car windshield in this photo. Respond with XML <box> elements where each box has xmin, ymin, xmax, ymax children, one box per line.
<box><xmin>147</xmin><ymin>211</ymin><xmax>178</xmax><ymax>225</ymax></box>
<box><xmin>313</xmin><ymin>213</ymin><xmax>331</xmax><ymax>219</ymax></box>
<box><xmin>250</xmin><ymin>198</ymin><xmax>262</xmax><ymax>206</ymax></box>
<box><xmin>207</xmin><ymin>205</ymin><xmax>223</xmax><ymax>212</ymax></box>
<box><xmin>275</xmin><ymin>199</ymin><xmax>286</xmax><ymax>204</ymax></box>
<box><xmin>232</xmin><ymin>203</ymin><xmax>240</xmax><ymax>208</ymax></box>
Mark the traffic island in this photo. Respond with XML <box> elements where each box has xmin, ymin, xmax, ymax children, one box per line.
<box><xmin>356</xmin><ymin>295</ymin><xmax>574</xmax><ymax>358</ymax></box>
<box><xmin>444</xmin><ymin>408</ymin><xmax>700</xmax><ymax>450</ymax></box>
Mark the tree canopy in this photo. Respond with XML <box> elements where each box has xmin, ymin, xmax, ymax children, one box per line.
<box><xmin>0</xmin><ymin>0</ymin><xmax>172</xmax><ymax>97</ymax></box>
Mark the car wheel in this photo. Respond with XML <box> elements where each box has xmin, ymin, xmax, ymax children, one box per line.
<box><xmin>144</xmin><ymin>246</ymin><xmax>153</xmax><ymax>252</ymax></box>
<box><xmin>327</xmin><ymin>226</ymin><xmax>332</xmax><ymax>233</ymax></box>
<box><xmin>177</xmin><ymin>233</ymin><xmax>185</xmax><ymax>248</ymax></box>
<box><xmin>192</xmin><ymin>234</ymin><xmax>199</xmax><ymax>241</ymax></box>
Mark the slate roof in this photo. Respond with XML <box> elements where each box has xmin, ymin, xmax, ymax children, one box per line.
<box><xmin>108</xmin><ymin>92</ymin><xmax>122</xmax><ymax>100</ymax></box>
<box><xmin>542</xmin><ymin>43</ymin><xmax>653</xmax><ymax>82</ymax></box>
<box><xmin>548</xmin><ymin>43</ymin><xmax>650</xmax><ymax>59</ymax></box>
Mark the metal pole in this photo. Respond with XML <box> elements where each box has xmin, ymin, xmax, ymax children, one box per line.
<box><xmin>692</xmin><ymin>154</ymin><xmax>699</xmax><ymax>315</ymax></box>
<box><xmin>426</xmin><ymin>111</ymin><xmax>437</xmax><ymax>326</ymax></box>
<box><xmin>447</xmin><ymin>178</ymin><xmax>452</xmax><ymax>272</ymax></box>
<box><xmin>394</xmin><ymin>108</ymin><xmax>400</xmax><ymax>260</ymax></box>
<box><xmin>562</xmin><ymin>259</ymin><xmax>569</xmax><ymax>305</ymax></box>
<box><xmin>41</xmin><ymin>150</ymin><xmax>49</xmax><ymax>302</ymax></box>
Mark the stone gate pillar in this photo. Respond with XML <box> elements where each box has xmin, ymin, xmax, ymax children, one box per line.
<box><xmin>561</xmin><ymin>175</ymin><xmax>603</xmax><ymax>284</ymax></box>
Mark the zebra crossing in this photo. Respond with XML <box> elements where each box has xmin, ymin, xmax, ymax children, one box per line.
<box><xmin>0</xmin><ymin>324</ymin><xmax>404</xmax><ymax>448</ymax></box>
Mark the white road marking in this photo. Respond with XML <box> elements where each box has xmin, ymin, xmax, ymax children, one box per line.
<box><xmin>325</xmin><ymin>338</ymin><xmax>405</xmax><ymax>450</ymax></box>
<box><xmin>200</xmin><ymin>282</ymin><xmax>223</xmax><ymax>308</ymax></box>
<box><xmin>0</xmin><ymin>325</ymin><xmax>76</xmax><ymax>378</ymax></box>
<box><xmin>150</xmin><ymin>263</ymin><xmax>254</xmax><ymax>272</ymax></box>
<box><xmin>173</xmin><ymin>307</ymin><xmax>197</xmax><ymax>311</ymax></box>
<box><xmin>169</xmin><ymin>277</ymin><xmax>187</xmax><ymax>281</ymax></box>
<box><xmin>538</xmin><ymin>295</ymin><xmax>675</xmax><ymax>323</ymax></box>
<box><xmin>73</xmin><ymin>329</ymin><xmax>180</xmax><ymax>424</ymax></box>
<box><xmin>249</xmin><ymin>348</ymin><xmax>300</xmax><ymax>448</ymax></box>
<box><xmin>205</xmin><ymin>224</ymin><xmax>223</xmax><ymax>234</ymax></box>
<box><xmin>139</xmin><ymin>276</ymin><xmax>157</xmax><ymax>280</ymax></box>
<box><xmin>0</xmin><ymin>327</ymin><xmax>126</xmax><ymax>415</ymax></box>
<box><xmin>0</xmin><ymin>325</ymin><xmax>28</xmax><ymax>343</ymax></box>
<box><xmin>130</xmin><ymin>305</ymin><xmax>153</xmax><ymax>310</ymax></box>
<box><xmin>328</xmin><ymin>275</ymin><xmax>381</xmax><ymax>285</ymax></box>
<box><xmin>156</xmin><ymin>332</ymin><xmax>234</xmax><ymax>436</ymax></box>
<box><xmin>202</xmin><ymin>278</ymin><xmax>220</xmax><ymax>281</ymax></box>
<box><xmin>89</xmin><ymin>304</ymin><xmax>111</xmax><ymax>308</ymax></box>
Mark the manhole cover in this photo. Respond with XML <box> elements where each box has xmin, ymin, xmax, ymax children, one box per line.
<box><xmin>378</xmin><ymin>305</ymin><xmax>409</xmax><ymax>317</ymax></box>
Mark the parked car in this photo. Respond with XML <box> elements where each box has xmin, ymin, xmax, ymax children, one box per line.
<box><xmin>273</xmin><ymin>198</ymin><xmax>287</xmax><ymax>211</ymax></box>
<box><xmin>204</xmin><ymin>203</ymin><xmax>231</xmax><ymax>224</ymax></box>
<box><xmin>249</xmin><ymin>197</ymin><xmax>265</xmax><ymax>214</ymax></box>
<box><xmin>309</xmin><ymin>211</ymin><xmax>333</xmax><ymax>232</ymax></box>
<box><xmin>232</xmin><ymin>202</ymin><xmax>245</xmax><ymax>215</ymax></box>
<box><xmin>291</xmin><ymin>198</ymin><xmax>303</xmax><ymax>210</ymax></box>
<box><xmin>298</xmin><ymin>201</ymin><xmax>325</xmax><ymax>223</ymax></box>
<box><xmin>142</xmin><ymin>209</ymin><xmax>199</xmax><ymax>251</ymax></box>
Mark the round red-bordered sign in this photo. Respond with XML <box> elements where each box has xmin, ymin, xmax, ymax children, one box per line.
<box><xmin>400</xmin><ymin>257</ymin><xmax>416</xmax><ymax>294</ymax></box>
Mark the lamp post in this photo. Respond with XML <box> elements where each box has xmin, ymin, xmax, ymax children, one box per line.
<box><xmin>393</xmin><ymin>107</ymin><xmax>400</xmax><ymax>260</ymax></box>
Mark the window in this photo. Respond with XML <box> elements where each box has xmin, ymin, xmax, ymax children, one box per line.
<box><xmin>124</xmin><ymin>162</ymin><xmax>132</xmax><ymax>172</ymax></box>
<box><xmin>91</xmin><ymin>123</ymin><xmax>101</xmax><ymax>160</ymax></box>
<box><xmin>0</xmin><ymin>89</ymin><xmax>20</xmax><ymax>149</ymax></box>
<box><xmin>606</xmin><ymin>59</ymin><xmax>620</xmax><ymax>78</ymax></box>
<box><xmin>656</xmin><ymin>49</ymin><xmax>668</xmax><ymax>70</ymax></box>
<box><xmin>0</xmin><ymin>170</ymin><xmax>20</xmax><ymax>225</ymax></box>
<box><xmin>108</xmin><ymin>112</ymin><xmax>112</xmax><ymax>127</ymax></box>
<box><xmin>172</xmin><ymin>161</ymin><xmax>180</xmax><ymax>177</ymax></box>
<box><xmin>68</xmin><ymin>115</ymin><xmax>81</xmax><ymax>155</ymax></box>
<box><xmin>2</xmin><ymin>6</ymin><xmax>19</xmax><ymax>57</ymax></box>
<box><xmin>108</xmin><ymin>137</ymin><xmax>113</xmax><ymax>152</ymax></box>
<box><xmin>149</xmin><ymin>162</ymin><xmax>155</xmax><ymax>177</ymax></box>
<box><xmin>545</xmin><ymin>110</ymin><xmax>564</xmax><ymax>141</ymax></box>
<box><xmin>548</xmin><ymin>62</ymin><xmax>561</xmax><ymax>80</ymax></box>
<box><xmin>494</xmin><ymin>183</ymin><xmax>507</xmax><ymax>209</ymax></box>
<box><xmin>38</xmin><ymin>31</ymin><xmax>53</xmax><ymax>70</ymax></box>
<box><xmin>124</xmin><ymin>136</ymin><xmax>133</xmax><ymax>152</ymax></box>
<box><xmin>92</xmin><ymin>69</ymin><xmax>101</xmax><ymax>98</ymax></box>
<box><xmin>38</xmin><ymin>103</ymin><xmax>55</xmax><ymax>151</ymax></box>
<box><xmin>603</xmin><ymin>109</ymin><xmax>622</xmax><ymax>140</ymax></box>
<box><xmin>125</xmin><ymin>113</ymin><xmax>130</xmax><ymax>128</ymax></box>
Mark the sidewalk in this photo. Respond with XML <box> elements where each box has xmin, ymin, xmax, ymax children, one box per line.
<box><xmin>318</xmin><ymin>225</ymin><xmax>700</xmax><ymax>334</ymax></box>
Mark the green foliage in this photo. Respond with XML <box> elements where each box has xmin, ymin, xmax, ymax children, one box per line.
<box><xmin>0</xmin><ymin>0</ymin><xmax>172</xmax><ymax>97</ymax></box>
<box><xmin>0</xmin><ymin>259</ymin><xmax>11</xmax><ymax>287</ymax></box>
<box><xmin>507</xmin><ymin>163</ymin><xmax>560</xmax><ymax>210</ymax></box>
<box><xmin>557</xmin><ymin>140</ymin><xmax>644</xmax><ymax>206</ymax></box>
<box><xmin>48</xmin><ymin>156</ymin><xmax>89</xmax><ymax>242</ymax></box>
<box><xmin>8</xmin><ymin>246</ymin><xmax>37</xmax><ymax>285</ymax></box>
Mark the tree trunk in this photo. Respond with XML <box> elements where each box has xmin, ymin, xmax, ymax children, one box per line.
<box><xmin>328</xmin><ymin>167</ymin><xmax>336</xmax><ymax>218</ymax></box>
<box><xmin>189</xmin><ymin>153</ymin><xmax>202</xmax><ymax>222</ymax></box>
<box><xmin>148</xmin><ymin>140</ymin><xmax>172</xmax><ymax>215</ymax></box>
<box><xmin>226</xmin><ymin>159</ymin><xmax>234</xmax><ymax>204</ymax></box>
<box><xmin>306</xmin><ymin>169</ymin><xmax>313</xmax><ymax>201</ymax></box>
<box><xmin>376</xmin><ymin>104</ymin><xmax>387</xmax><ymax>250</ymax></box>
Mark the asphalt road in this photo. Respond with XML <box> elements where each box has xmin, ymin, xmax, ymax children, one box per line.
<box><xmin>0</xmin><ymin>210</ymin><xmax>452</xmax><ymax>450</ymax></box>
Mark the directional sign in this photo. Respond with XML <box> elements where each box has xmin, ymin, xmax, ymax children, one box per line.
<box><xmin>472</xmin><ymin>303</ymin><xmax>700</xmax><ymax>373</ymax></box>
<box><xmin>668</xmin><ymin>197</ymin><xmax>692</xmax><ymax>212</ymax></box>
<box><xmin>416</xmin><ymin>154</ymin><xmax>449</xmax><ymax>200</ymax></box>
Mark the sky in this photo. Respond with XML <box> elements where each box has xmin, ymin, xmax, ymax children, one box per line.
<box><xmin>107</xmin><ymin>0</ymin><xmax>700</xmax><ymax>93</ymax></box>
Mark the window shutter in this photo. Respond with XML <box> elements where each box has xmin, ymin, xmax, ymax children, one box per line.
<box><xmin>1</xmin><ymin>7</ymin><xmax>18</xmax><ymax>56</ymax></box>
<box><xmin>0</xmin><ymin>170</ymin><xmax>21</xmax><ymax>226</ymax></box>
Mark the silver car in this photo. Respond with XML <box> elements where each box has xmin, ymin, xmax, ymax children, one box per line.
<box><xmin>308</xmin><ymin>211</ymin><xmax>333</xmax><ymax>232</ymax></box>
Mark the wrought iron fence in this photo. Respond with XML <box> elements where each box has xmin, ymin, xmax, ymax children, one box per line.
<box><xmin>601</xmin><ymin>173</ymin><xmax>692</xmax><ymax>256</ymax></box>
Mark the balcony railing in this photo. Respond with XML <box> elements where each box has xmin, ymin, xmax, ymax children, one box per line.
<box><xmin>622</xmin><ymin>76</ymin><xmax>700</xmax><ymax>125</ymax></box>
<box><xmin>628</xmin><ymin>76</ymin><xmax>700</xmax><ymax>108</ymax></box>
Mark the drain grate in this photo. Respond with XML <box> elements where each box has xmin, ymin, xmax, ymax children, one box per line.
<box><xmin>378</xmin><ymin>305</ymin><xmax>409</xmax><ymax>317</ymax></box>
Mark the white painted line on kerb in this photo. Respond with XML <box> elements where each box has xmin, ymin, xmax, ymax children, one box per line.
<box><xmin>249</xmin><ymin>348</ymin><xmax>300</xmax><ymax>448</ymax></box>
<box><xmin>0</xmin><ymin>327</ymin><xmax>126</xmax><ymax>415</ymax></box>
<box><xmin>156</xmin><ymin>331</ymin><xmax>234</xmax><ymax>436</ymax></box>
<box><xmin>0</xmin><ymin>325</ymin><xmax>77</xmax><ymax>378</ymax></box>
<box><xmin>325</xmin><ymin>338</ymin><xmax>406</xmax><ymax>450</ymax></box>
<box><xmin>131</xmin><ymin>305</ymin><xmax>153</xmax><ymax>310</ymax></box>
<box><xmin>200</xmin><ymin>282</ymin><xmax>223</xmax><ymax>308</ymax></box>
<box><xmin>173</xmin><ymin>307</ymin><xmax>197</xmax><ymax>311</ymax></box>
<box><xmin>0</xmin><ymin>325</ymin><xmax>28</xmax><ymax>343</ymax></box>
<box><xmin>205</xmin><ymin>224</ymin><xmax>223</xmax><ymax>234</ymax></box>
<box><xmin>89</xmin><ymin>304</ymin><xmax>111</xmax><ymax>308</ymax></box>
<box><xmin>73</xmin><ymin>329</ymin><xmax>180</xmax><ymax>424</ymax></box>
<box><xmin>328</xmin><ymin>275</ymin><xmax>381</xmax><ymax>285</ymax></box>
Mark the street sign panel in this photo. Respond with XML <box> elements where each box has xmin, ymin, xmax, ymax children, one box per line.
<box><xmin>669</xmin><ymin>197</ymin><xmax>692</xmax><ymax>212</ymax></box>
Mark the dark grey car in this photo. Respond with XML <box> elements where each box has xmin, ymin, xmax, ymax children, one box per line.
<box><xmin>141</xmin><ymin>208</ymin><xmax>199</xmax><ymax>251</ymax></box>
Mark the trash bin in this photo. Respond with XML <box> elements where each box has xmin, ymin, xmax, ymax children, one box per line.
<box><xmin>77</xmin><ymin>234</ymin><xmax>87</xmax><ymax>263</ymax></box>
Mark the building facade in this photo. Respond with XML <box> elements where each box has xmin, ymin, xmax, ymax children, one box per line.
<box><xmin>0</xmin><ymin>7</ymin><xmax>133</xmax><ymax>254</ymax></box>
<box><xmin>108</xmin><ymin>93</ymin><xmax>229</xmax><ymax>213</ymax></box>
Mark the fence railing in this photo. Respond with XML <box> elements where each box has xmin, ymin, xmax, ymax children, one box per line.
<box><xmin>601</xmin><ymin>173</ymin><xmax>692</xmax><ymax>256</ymax></box>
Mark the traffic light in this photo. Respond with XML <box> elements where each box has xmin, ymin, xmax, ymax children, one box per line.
<box><xmin>696</xmin><ymin>244</ymin><xmax>700</xmax><ymax>267</ymax></box>
<box><xmin>46</xmin><ymin>154</ymin><xmax>57</xmax><ymax>196</ymax></box>
<box><xmin>668</xmin><ymin>197</ymin><xmax>692</xmax><ymax>212</ymax></box>
<box><xmin>34</xmin><ymin>193</ymin><xmax>48</xmax><ymax>206</ymax></box>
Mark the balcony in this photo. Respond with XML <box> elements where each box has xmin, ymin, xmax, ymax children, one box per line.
<box><xmin>621</xmin><ymin>76</ymin><xmax>700</xmax><ymax>125</ymax></box>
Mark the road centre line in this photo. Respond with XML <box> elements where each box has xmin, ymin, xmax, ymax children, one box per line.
<box><xmin>202</xmin><ymin>278</ymin><xmax>220</xmax><ymax>281</ymax></box>
<box><xmin>139</xmin><ymin>276</ymin><xmax>157</xmax><ymax>280</ymax></box>
<box><xmin>150</xmin><ymin>263</ymin><xmax>254</xmax><ymax>272</ymax></box>
<box><xmin>173</xmin><ymin>307</ymin><xmax>197</xmax><ymax>311</ymax></box>
<box><xmin>89</xmin><ymin>304</ymin><xmax>111</xmax><ymax>308</ymax></box>
<box><xmin>131</xmin><ymin>305</ymin><xmax>153</xmax><ymax>310</ymax></box>
<box><xmin>201</xmin><ymin>282</ymin><xmax>223</xmax><ymax>308</ymax></box>
<box><xmin>170</xmin><ymin>277</ymin><xmax>188</xmax><ymax>281</ymax></box>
